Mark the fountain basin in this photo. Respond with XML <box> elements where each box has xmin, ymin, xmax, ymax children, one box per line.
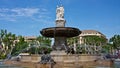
<box><xmin>40</xmin><ymin>27</ymin><xmax>81</xmax><ymax>38</ymax></box>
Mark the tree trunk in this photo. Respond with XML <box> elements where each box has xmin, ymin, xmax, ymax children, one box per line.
<box><xmin>117</xmin><ymin>49</ymin><xmax>120</xmax><ymax>58</ymax></box>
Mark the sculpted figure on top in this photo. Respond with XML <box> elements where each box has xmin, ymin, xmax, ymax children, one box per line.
<box><xmin>56</xmin><ymin>6</ymin><xmax>64</xmax><ymax>20</ymax></box>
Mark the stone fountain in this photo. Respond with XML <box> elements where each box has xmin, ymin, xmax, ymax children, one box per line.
<box><xmin>40</xmin><ymin>5</ymin><xmax>81</xmax><ymax>55</ymax></box>
<box><xmin>40</xmin><ymin>5</ymin><xmax>81</xmax><ymax>68</ymax></box>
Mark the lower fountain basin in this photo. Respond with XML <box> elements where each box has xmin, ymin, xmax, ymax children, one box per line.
<box><xmin>40</xmin><ymin>27</ymin><xmax>81</xmax><ymax>38</ymax></box>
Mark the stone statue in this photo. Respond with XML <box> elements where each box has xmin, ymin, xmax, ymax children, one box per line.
<box><xmin>40</xmin><ymin>54</ymin><xmax>56</xmax><ymax>64</ymax></box>
<box><xmin>40</xmin><ymin>50</ymin><xmax>56</xmax><ymax>64</ymax></box>
<box><xmin>56</xmin><ymin>6</ymin><xmax>64</xmax><ymax>19</ymax></box>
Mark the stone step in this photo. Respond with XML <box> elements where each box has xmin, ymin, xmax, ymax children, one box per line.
<box><xmin>64</xmin><ymin>64</ymin><xmax>74</xmax><ymax>66</ymax></box>
<box><xmin>64</xmin><ymin>67</ymin><xmax>74</xmax><ymax>68</ymax></box>
<box><xmin>64</xmin><ymin>63</ymin><xmax>75</xmax><ymax>68</ymax></box>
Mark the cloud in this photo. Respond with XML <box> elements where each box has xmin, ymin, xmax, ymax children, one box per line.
<box><xmin>11</xmin><ymin>8</ymin><xmax>39</xmax><ymax>16</ymax></box>
<box><xmin>0</xmin><ymin>8</ymin><xmax>50</xmax><ymax>22</ymax></box>
<box><xmin>0</xmin><ymin>8</ymin><xmax>39</xmax><ymax>16</ymax></box>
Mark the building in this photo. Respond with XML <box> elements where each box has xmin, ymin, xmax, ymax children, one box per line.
<box><xmin>79</xmin><ymin>30</ymin><xmax>107</xmax><ymax>44</ymax></box>
<box><xmin>14</xmin><ymin>36</ymin><xmax>37</xmax><ymax>42</ymax></box>
<box><xmin>24</xmin><ymin>36</ymin><xmax>37</xmax><ymax>42</ymax></box>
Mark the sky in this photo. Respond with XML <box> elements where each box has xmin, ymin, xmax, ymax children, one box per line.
<box><xmin>0</xmin><ymin>0</ymin><xmax>120</xmax><ymax>39</ymax></box>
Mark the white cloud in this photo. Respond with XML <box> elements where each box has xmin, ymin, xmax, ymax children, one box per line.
<box><xmin>0</xmin><ymin>8</ymin><xmax>50</xmax><ymax>22</ymax></box>
<box><xmin>11</xmin><ymin>8</ymin><xmax>39</xmax><ymax>16</ymax></box>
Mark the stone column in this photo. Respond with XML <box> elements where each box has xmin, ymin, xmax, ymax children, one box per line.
<box><xmin>53</xmin><ymin>37</ymin><xmax>67</xmax><ymax>50</ymax></box>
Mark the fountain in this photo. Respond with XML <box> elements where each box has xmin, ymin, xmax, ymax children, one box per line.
<box><xmin>40</xmin><ymin>5</ymin><xmax>81</xmax><ymax>68</ymax></box>
<box><xmin>40</xmin><ymin>5</ymin><xmax>81</xmax><ymax>54</ymax></box>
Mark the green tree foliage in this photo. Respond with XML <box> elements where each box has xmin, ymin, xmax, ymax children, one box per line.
<box><xmin>37</xmin><ymin>35</ymin><xmax>52</xmax><ymax>46</ymax></box>
<box><xmin>83</xmin><ymin>35</ymin><xmax>107</xmax><ymax>46</ymax></box>
<box><xmin>0</xmin><ymin>29</ymin><xmax>16</xmax><ymax>58</ymax></box>
<box><xmin>76</xmin><ymin>35</ymin><xmax>107</xmax><ymax>54</ymax></box>
<box><xmin>0</xmin><ymin>29</ymin><xmax>53</xmax><ymax>57</ymax></box>
<box><xmin>11</xmin><ymin>36</ymin><xmax>29</xmax><ymax>56</ymax></box>
<box><xmin>102</xmin><ymin>43</ymin><xmax>112</xmax><ymax>53</ymax></box>
<box><xmin>109</xmin><ymin>35</ymin><xmax>120</xmax><ymax>50</ymax></box>
<box><xmin>76</xmin><ymin>44</ymin><xmax>85</xmax><ymax>54</ymax></box>
<box><xmin>67</xmin><ymin>37</ymin><xmax>79</xmax><ymax>46</ymax></box>
<box><xmin>109</xmin><ymin>35</ymin><xmax>120</xmax><ymax>58</ymax></box>
<box><xmin>26</xmin><ymin>36</ymin><xmax>52</xmax><ymax>54</ymax></box>
<box><xmin>36</xmin><ymin>35</ymin><xmax>52</xmax><ymax>54</ymax></box>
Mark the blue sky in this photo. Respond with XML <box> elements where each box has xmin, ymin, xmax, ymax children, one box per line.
<box><xmin>0</xmin><ymin>0</ymin><xmax>120</xmax><ymax>39</ymax></box>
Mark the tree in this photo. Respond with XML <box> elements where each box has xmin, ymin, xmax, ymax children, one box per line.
<box><xmin>0</xmin><ymin>29</ymin><xmax>7</xmax><ymax>49</ymax></box>
<box><xmin>0</xmin><ymin>29</ymin><xmax>7</xmax><ymax>40</ymax></box>
<box><xmin>36</xmin><ymin>35</ymin><xmax>52</xmax><ymax>46</ymax></box>
<box><xmin>83</xmin><ymin>35</ymin><xmax>106</xmax><ymax>46</ymax></box>
<box><xmin>67</xmin><ymin>37</ymin><xmax>79</xmax><ymax>46</ymax></box>
<box><xmin>109</xmin><ymin>35</ymin><xmax>120</xmax><ymax>58</ymax></box>
<box><xmin>0</xmin><ymin>29</ymin><xmax>7</xmax><ymax>59</ymax></box>
<box><xmin>0</xmin><ymin>29</ymin><xmax>17</xmax><ymax>58</ymax></box>
<box><xmin>109</xmin><ymin>35</ymin><xmax>120</xmax><ymax>49</ymax></box>
<box><xmin>82</xmin><ymin>35</ymin><xmax>107</xmax><ymax>54</ymax></box>
<box><xmin>36</xmin><ymin>35</ymin><xmax>52</xmax><ymax>54</ymax></box>
<box><xmin>102</xmin><ymin>43</ymin><xmax>112</xmax><ymax>54</ymax></box>
<box><xmin>11</xmin><ymin>36</ymin><xmax>29</xmax><ymax>56</ymax></box>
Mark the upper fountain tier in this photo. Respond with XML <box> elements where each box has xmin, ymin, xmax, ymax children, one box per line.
<box><xmin>40</xmin><ymin>5</ymin><xmax>81</xmax><ymax>50</ymax></box>
<box><xmin>40</xmin><ymin>5</ymin><xmax>81</xmax><ymax>38</ymax></box>
<box><xmin>40</xmin><ymin>27</ymin><xmax>81</xmax><ymax>38</ymax></box>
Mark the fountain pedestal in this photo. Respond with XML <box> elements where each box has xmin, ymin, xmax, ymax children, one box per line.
<box><xmin>53</xmin><ymin>37</ymin><xmax>67</xmax><ymax>50</ymax></box>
